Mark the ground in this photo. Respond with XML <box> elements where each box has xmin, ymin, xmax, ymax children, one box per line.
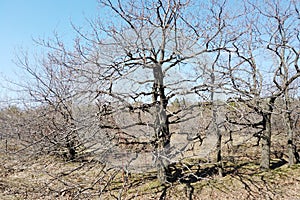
<box><xmin>0</xmin><ymin>130</ymin><xmax>299</xmax><ymax>199</ymax></box>
<box><xmin>0</xmin><ymin>150</ymin><xmax>299</xmax><ymax>199</ymax></box>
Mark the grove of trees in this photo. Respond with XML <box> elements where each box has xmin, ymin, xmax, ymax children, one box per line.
<box><xmin>1</xmin><ymin>0</ymin><xmax>300</xmax><ymax>199</ymax></box>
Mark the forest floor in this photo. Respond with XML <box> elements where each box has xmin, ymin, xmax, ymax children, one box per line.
<box><xmin>0</xmin><ymin>136</ymin><xmax>300</xmax><ymax>199</ymax></box>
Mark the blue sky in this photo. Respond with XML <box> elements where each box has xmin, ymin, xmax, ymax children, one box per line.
<box><xmin>0</xmin><ymin>0</ymin><xmax>99</xmax><ymax>80</ymax></box>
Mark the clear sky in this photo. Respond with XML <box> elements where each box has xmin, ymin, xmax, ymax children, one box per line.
<box><xmin>0</xmin><ymin>0</ymin><xmax>99</xmax><ymax>81</ymax></box>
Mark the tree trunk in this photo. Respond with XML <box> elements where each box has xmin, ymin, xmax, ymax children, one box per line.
<box><xmin>286</xmin><ymin>115</ymin><xmax>296</xmax><ymax>165</ymax></box>
<box><xmin>287</xmin><ymin>133</ymin><xmax>296</xmax><ymax>166</ymax></box>
<box><xmin>287</xmin><ymin>124</ymin><xmax>299</xmax><ymax>164</ymax></box>
<box><xmin>155</xmin><ymin>106</ymin><xmax>171</xmax><ymax>184</ymax></box>
<box><xmin>210</xmin><ymin>62</ymin><xmax>223</xmax><ymax>177</ymax></box>
<box><xmin>260</xmin><ymin>98</ymin><xmax>275</xmax><ymax>170</ymax></box>
<box><xmin>152</xmin><ymin>65</ymin><xmax>171</xmax><ymax>184</ymax></box>
<box><xmin>260</xmin><ymin>112</ymin><xmax>271</xmax><ymax>170</ymax></box>
<box><xmin>283</xmin><ymin>94</ymin><xmax>297</xmax><ymax>166</ymax></box>
<box><xmin>212</xmin><ymin>101</ymin><xmax>222</xmax><ymax>176</ymax></box>
<box><xmin>216</xmin><ymin>133</ymin><xmax>223</xmax><ymax>177</ymax></box>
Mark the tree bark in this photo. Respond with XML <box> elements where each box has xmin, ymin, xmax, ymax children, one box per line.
<box><xmin>153</xmin><ymin>65</ymin><xmax>171</xmax><ymax>184</ymax></box>
<box><xmin>260</xmin><ymin>112</ymin><xmax>271</xmax><ymax>170</ymax></box>
<box><xmin>155</xmin><ymin>106</ymin><xmax>171</xmax><ymax>183</ymax></box>
<box><xmin>212</xmin><ymin>97</ymin><xmax>222</xmax><ymax>176</ymax></box>
<box><xmin>260</xmin><ymin>98</ymin><xmax>275</xmax><ymax>170</ymax></box>
<box><xmin>283</xmin><ymin>93</ymin><xmax>297</xmax><ymax>166</ymax></box>
<box><xmin>210</xmin><ymin>55</ymin><xmax>223</xmax><ymax>177</ymax></box>
<box><xmin>286</xmin><ymin>119</ymin><xmax>296</xmax><ymax>166</ymax></box>
<box><xmin>216</xmin><ymin>132</ymin><xmax>223</xmax><ymax>177</ymax></box>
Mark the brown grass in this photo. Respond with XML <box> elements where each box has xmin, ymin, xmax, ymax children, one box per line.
<box><xmin>0</xmin><ymin>135</ymin><xmax>299</xmax><ymax>199</ymax></box>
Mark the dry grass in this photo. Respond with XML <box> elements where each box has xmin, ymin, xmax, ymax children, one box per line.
<box><xmin>0</xmin><ymin>137</ymin><xmax>300</xmax><ymax>199</ymax></box>
<box><xmin>1</xmin><ymin>152</ymin><xmax>299</xmax><ymax>199</ymax></box>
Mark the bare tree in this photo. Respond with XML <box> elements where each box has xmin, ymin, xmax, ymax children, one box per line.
<box><xmin>13</xmin><ymin>54</ymin><xmax>78</xmax><ymax>159</ymax></box>
<box><xmin>261</xmin><ymin>0</ymin><xmax>300</xmax><ymax>166</ymax></box>
<box><xmin>14</xmin><ymin>0</ymin><xmax>245</xmax><ymax>184</ymax></box>
<box><xmin>224</xmin><ymin>0</ymin><xmax>300</xmax><ymax>170</ymax></box>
